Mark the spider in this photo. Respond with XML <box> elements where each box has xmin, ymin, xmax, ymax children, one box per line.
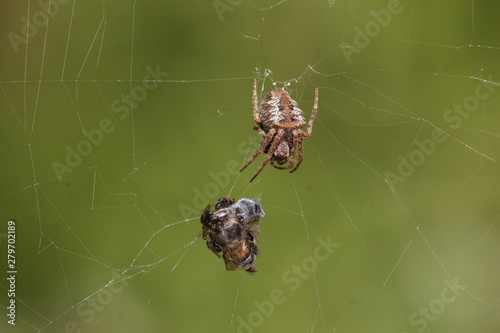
<box><xmin>240</xmin><ymin>78</ymin><xmax>318</xmax><ymax>182</ymax></box>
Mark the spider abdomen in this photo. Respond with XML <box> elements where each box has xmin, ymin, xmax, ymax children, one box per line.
<box><xmin>258</xmin><ymin>88</ymin><xmax>306</xmax><ymax>131</ymax></box>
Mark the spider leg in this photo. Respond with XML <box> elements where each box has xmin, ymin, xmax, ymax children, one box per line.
<box><xmin>240</xmin><ymin>128</ymin><xmax>277</xmax><ymax>173</ymax></box>
<box><xmin>251</xmin><ymin>78</ymin><xmax>267</xmax><ymax>138</ymax></box>
<box><xmin>253</xmin><ymin>125</ymin><xmax>267</xmax><ymax>137</ymax></box>
<box><xmin>252</xmin><ymin>78</ymin><xmax>261</xmax><ymax>127</ymax></box>
<box><xmin>290</xmin><ymin>136</ymin><xmax>304</xmax><ymax>173</ymax></box>
<box><xmin>286</xmin><ymin>134</ymin><xmax>298</xmax><ymax>170</ymax></box>
<box><xmin>305</xmin><ymin>87</ymin><xmax>319</xmax><ymax>136</ymax></box>
<box><xmin>249</xmin><ymin>129</ymin><xmax>285</xmax><ymax>182</ymax></box>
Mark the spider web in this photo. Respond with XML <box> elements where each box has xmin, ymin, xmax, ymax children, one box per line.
<box><xmin>1</xmin><ymin>0</ymin><xmax>500</xmax><ymax>332</ymax></box>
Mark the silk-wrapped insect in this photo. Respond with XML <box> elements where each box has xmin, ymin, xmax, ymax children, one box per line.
<box><xmin>200</xmin><ymin>198</ymin><xmax>264</xmax><ymax>274</ymax></box>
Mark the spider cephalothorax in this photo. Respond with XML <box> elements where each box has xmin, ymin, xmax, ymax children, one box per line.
<box><xmin>240</xmin><ymin>78</ymin><xmax>318</xmax><ymax>182</ymax></box>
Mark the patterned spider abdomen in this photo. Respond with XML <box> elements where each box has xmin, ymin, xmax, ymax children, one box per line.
<box><xmin>258</xmin><ymin>88</ymin><xmax>306</xmax><ymax>131</ymax></box>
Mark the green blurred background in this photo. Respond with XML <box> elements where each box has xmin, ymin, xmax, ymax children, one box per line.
<box><xmin>1</xmin><ymin>0</ymin><xmax>500</xmax><ymax>332</ymax></box>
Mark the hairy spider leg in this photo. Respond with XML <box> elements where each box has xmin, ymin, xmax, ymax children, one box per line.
<box><xmin>253</xmin><ymin>125</ymin><xmax>267</xmax><ymax>137</ymax></box>
<box><xmin>249</xmin><ymin>128</ymin><xmax>285</xmax><ymax>182</ymax></box>
<box><xmin>286</xmin><ymin>87</ymin><xmax>317</xmax><ymax>173</ymax></box>
<box><xmin>240</xmin><ymin>128</ymin><xmax>277</xmax><ymax>173</ymax></box>
<box><xmin>252</xmin><ymin>78</ymin><xmax>267</xmax><ymax>137</ymax></box>
<box><xmin>252</xmin><ymin>77</ymin><xmax>260</xmax><ymax>125</ymax></box>
<box><xmin>287</xmin><ymin>88</ymin><xmax>318</xmax><ymax>173</ymax></box>
<box><xmin>306</xmin><ymin>87</ymin><xmax>319</xmax><ymax>135</ymax></box>
<box><xmin>290</xmin><ymin>137</ymin><xmax>305</xmax><ymax>173</ymax></box>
